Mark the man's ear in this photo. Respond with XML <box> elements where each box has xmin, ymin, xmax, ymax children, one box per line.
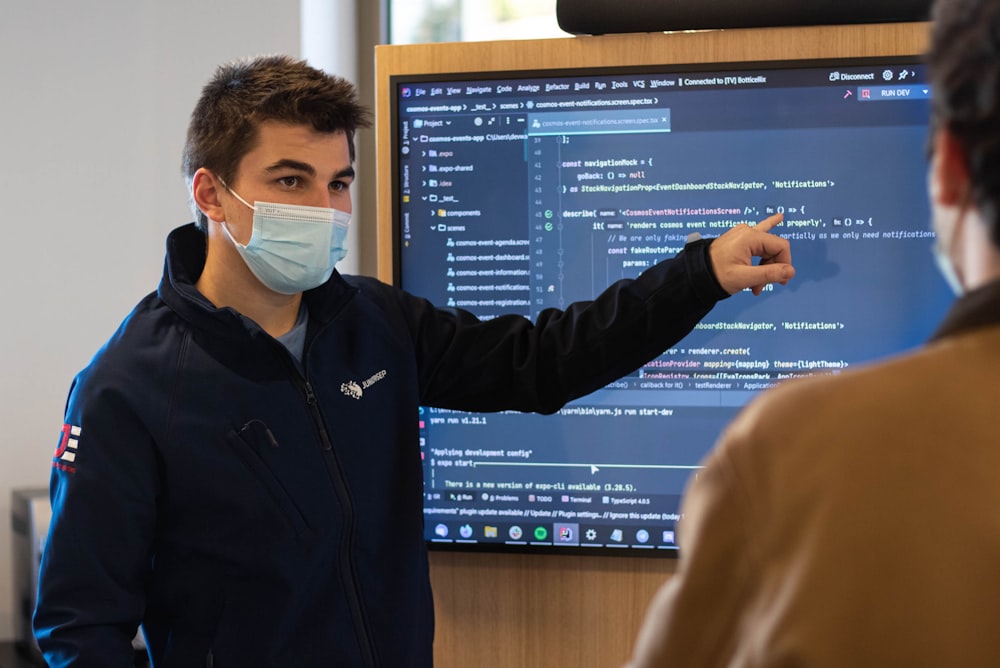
<box><xmin>930</xmin><ymin>127</ymin><xmax>972</xmax><ymax>207</ymax></box>
<box><xmin>192</xmin><ymin>168</ymin><xmax>227</xmax><ymax>223</ymax></box>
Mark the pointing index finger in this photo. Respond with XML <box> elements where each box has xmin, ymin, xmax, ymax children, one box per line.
<box><xmin>753</xmin><ymin>213</ymin><xmax>784</xmax><ymax>233</ymax></box>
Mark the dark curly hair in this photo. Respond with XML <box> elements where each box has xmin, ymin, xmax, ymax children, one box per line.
<box><xmin>929</xmin><ymin>0</ymin><xmax>1000</xmax><ymax>247</ymax></box>
<box><xmin>182</xmin><ymin>55</ymin><xmax>372</xmax><ymax>230</ymax></box>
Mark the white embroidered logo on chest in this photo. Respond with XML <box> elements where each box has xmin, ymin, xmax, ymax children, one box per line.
<box><xmin>341</xmin><ymin>369</ymin><xmax>388</xmax><ymax>400</ymax></box>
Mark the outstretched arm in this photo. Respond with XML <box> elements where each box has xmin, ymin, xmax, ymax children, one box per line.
<box><xmin>709</xmin><ymin>213</ymin><xmax>794</xmax><ymax>295</ymax></box>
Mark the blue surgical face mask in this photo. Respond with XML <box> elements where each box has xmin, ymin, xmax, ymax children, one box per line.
<box><xmin>220</xmin><ymin>185</ymin><xmax>350</xmax><ymax>295</ymax></box>
<box><xmin>929</xmin><ymin>185</ymin><xmax>967</xmax><ymax>297</ymax></box>
<box><xmin>932</xmin><ymin>241</ymin><xmax>964</xmax><ymax>296</ymax></box>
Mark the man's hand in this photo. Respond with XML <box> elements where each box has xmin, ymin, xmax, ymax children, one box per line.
<box><xmin>709</xmin><ymin>213</ymin><xmax>794</xmax><ymax>295</ymax></box>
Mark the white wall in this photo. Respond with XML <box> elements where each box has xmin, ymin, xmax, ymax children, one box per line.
<box><xmin>301</xmin><ymin>0</ymin><xmax>365</xmax><ymax>275</ymax></box>
<box><xmin>0</xmin><ymin>0</ymin><xmax>301</xmax><ymax>640</ymax></box>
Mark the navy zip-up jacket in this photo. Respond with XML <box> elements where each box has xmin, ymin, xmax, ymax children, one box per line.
<box><xmin>34</xmin><ymin>223</ymin><xmax>727</xmax><ymax>667</ymax></box>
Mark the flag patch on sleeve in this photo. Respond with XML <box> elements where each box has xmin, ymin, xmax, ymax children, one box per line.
<box><xmin>53</xmin><ymin>423</ymin><xmax>82</xmax><ymax>473</ymax></box>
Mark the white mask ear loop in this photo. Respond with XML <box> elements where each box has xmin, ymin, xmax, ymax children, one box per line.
<box><xmin>214</xmin><ymin>176</ymin><xmax>257</xmax><ymax>252</ymax></box>
<box><xmin>217</xmin><ymin>177</ymin><xmax>255</xmax><ymax>211</ymax></box>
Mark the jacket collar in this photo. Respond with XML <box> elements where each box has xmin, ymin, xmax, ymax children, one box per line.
<box><xmin>929</xmin><ymin>278</ymin><xmax>1000</xmax><ymax>342</ymax></box>
<box><xmin>157</xmin><ymin>223</ymin><xmax>357</xmax><ymax>344</ymax></box>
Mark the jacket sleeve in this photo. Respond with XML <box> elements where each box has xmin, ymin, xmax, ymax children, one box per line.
<box><xmin>625</xmin><ymin>440</ymin><xmax>757</xmax><ymax>668</ymax></box>
<box><xmin>34</xmin><ymin>373</ymin><xmax>160</xmax><ymax>668</ymax></box>
<box><xmin>404</xmin><ymin>239</ymin><xmax>728</xmax><ymax>413</ymax></box>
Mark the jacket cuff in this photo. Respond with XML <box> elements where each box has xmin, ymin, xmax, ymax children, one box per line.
<box><xmin>685</xmin><ymin>237</ymin><xmax>730</xmax><ymax>303</ymax></box>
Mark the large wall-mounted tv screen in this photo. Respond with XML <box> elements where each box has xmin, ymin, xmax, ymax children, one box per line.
<box><xmin>386</xmin><ymin>50</ymin><xmax>950</xmax><ymax>556</ymax></box>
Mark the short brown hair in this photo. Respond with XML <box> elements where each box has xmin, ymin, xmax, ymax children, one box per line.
<box><xmin>929</xmin><ymin>0</ymin><xmax>1000</xmax><ymax>247</ymax></box>
<box><xmin>182</xmin><ymin>55</ymin><xmax>372</xmax><ymax>229</ymax></box>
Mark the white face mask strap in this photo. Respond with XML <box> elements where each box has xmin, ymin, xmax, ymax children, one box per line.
<box><xmin>217</xmin><ymin>177</ymin><xmax>254</xmax><ymax>211</ymax></box>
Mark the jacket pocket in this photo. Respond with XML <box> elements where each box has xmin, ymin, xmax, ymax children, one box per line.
<box><xmin>225</xmin><ymin>423</ymin><xmax>312</xmax><ymax>540</ymax></box>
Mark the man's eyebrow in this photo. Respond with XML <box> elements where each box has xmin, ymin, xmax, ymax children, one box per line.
<box><xmin>264</xmin><ymin>159</ymin><xmax>316</xmax><ymax>176</ymax></box>
<box><xmin>264</xmin><ymin>160</ymin><xmax>355</xmax><ymax>180</ymax></box>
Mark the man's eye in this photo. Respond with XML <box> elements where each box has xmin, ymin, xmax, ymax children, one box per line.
<box><xmin>330</xmin><ymin>180</ymin><xmax>349</xmax><ymax>192</ymax></box>
<box><xmin>278</xmin><ymin>176</ymin><xmax>300</xmax><ymax>188</ymax></box>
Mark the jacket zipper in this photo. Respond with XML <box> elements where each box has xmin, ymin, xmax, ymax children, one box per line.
<box><xmin>298</xmin><ymin>375</ymin><xmax>379</xmax><ymax>668</ymax></box>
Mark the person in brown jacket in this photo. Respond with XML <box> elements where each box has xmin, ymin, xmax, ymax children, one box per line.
<box><xmin>627</xmin><ymin>0</ymin><xmax>1000</xmax><ymax>665</ymax></box>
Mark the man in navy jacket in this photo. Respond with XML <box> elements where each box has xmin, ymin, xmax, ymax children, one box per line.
<box><xmin>34</xmin><ymin>55</ymin><xmax>792</xmax><ymax>667</ymax></box>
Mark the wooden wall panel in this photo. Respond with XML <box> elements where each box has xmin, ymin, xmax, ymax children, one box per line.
<box><xmin>374</xmin><ymin>22</ymin><xmax>929</xmax><ymax>668</ymax></box>
<box><xmin>430</xmin><ymin>552</ymin><xmax>676</xmax><ymax>667</ymax></box>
